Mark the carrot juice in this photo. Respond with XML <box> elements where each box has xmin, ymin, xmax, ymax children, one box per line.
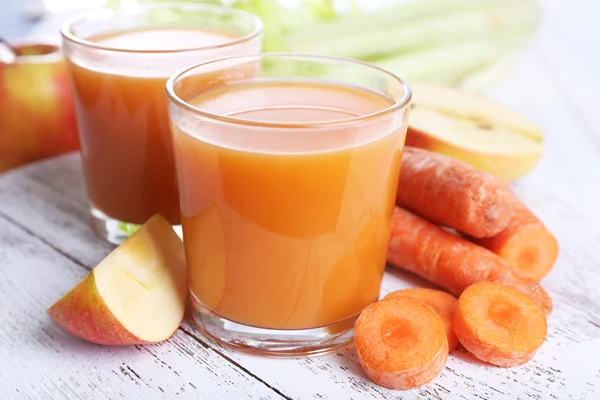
<box><xmin>172</xmin><ymin>80</ymin><xmax>407</xmax><ymax>330</ymax></box>
<box><xmin>66</xmin><ymin>28</ymin><xmax>237</xmax><ymax>225</ymax></box>
<box><xmin>61</xmin><ymin>4</ymin><xmax>262</xmax><ymax>243</ymax></box>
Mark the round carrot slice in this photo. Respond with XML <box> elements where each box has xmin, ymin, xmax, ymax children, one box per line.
<box><xmin>384</xmin><ymin>288</ymin><xmax>458</xmax><ymax>352</ymax></box>
<box><xmin>454</xmin><ymin>282</ymin><xmax>547</xmax><ymax>367</ymax></box>
<box><xmin>354</xmin><ymin>297</ymin><xmax>448</xmax><ymax>390</ymax></box>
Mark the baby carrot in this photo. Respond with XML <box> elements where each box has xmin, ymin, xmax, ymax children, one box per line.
<box><xmin>471</xmin><ymin>199</ymin><xmax>558</xmax><ymax>280</ymax></box>
<box><xmin>396</xmin><ymin>147</ymin><xmax>513</xmax><ymax>238</ymax></box>
<box><xmin>454</xmin><ymin>282</ymin><xmax>547</xmax><ymax>367</ymax></box>
<box><xmin>384</xmin><ymin>288</ymin><xmax>458</xmax><ymax>351</ymax></box>
<box><xmin>387</xmin><ymin>207</ymin><xmax>552</xmax><ymax>314</ymax></box>
<box><xmin>354</xmin><ymin>297</ymin><xmax>448</xmax><ymax>390</ymax></box>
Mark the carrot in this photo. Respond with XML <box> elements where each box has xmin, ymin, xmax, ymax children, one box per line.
<box><xmin>454</xmin><ymin>282</ymin><xmax>547</xmax><ymax>367</ymax></box>
<box><xmin>384</xmin><ymin>288</ymin><xmax>458</xmax><ymax>351</ymax></box>
<box><xmin>396</xmin><ymin>147</ymin><xmax>512</xmax><ymax>238</ymax></box>
<box><xmin>387</xmin><ymin>207</ymin><xmax>552</xmax><ymax>314</ymax></box>
<box><xmin>354</xmin><ymin>297</ymin><xmax>448</xmax><ymax>390</ymax></box>
<box><xmin>470</xmin><ymin>199</ymin><xmax>558</xmax><ymax>280</ymax></box>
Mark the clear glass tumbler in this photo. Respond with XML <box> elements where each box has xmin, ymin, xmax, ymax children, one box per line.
<box><xmin>61</xmin><ymin>3</ymin><xmax>263</xmax><ymax>244</ymax></box>
<box><xmin>167</xmin><ymin>53</ymin><xmax>412</xmax><ymax>356</ymax></box>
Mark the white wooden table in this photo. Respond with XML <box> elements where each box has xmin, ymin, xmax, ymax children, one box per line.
<box><xmin>2</xmin><ymin>1</ymin><xmax>600</xmax><ymax>399</ymax></box>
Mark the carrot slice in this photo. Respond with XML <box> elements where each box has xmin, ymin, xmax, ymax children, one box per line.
<box><xmin>354</xmin><ymin>297</ymin><xmax>448</xmax><ymax>390</ymax></box>
<box><xmin>387</xmin><ymin>207</ymin><xmax>553</xmax><ymax>314</ymax></box>
<box><xmin>384</xmin><ymin>288</ymin><xmax>458</xmax><ymax>351</ymax></box>
<box><xmin>396</xmin><ymin>147</ymin><xmax>513</xmax><ymax>238</ymax></box>
<box><xmin>472</xmin><ymin>200</ymin><xmax>558</xmax><ymax>280</ymax></box>
<box><xmin>454</xmin><ymin>282</ymin><xmax>547</xmax><ymax>367</ymax></box>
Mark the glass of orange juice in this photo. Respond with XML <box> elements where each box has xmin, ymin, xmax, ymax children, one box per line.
<box><xmin>60</xmin><ymin>4</ymin><xmax>262</xmax><ymax>244</ymax></box>
<box><xmin>167</xmin><ymin>54</ymin><xmax>411</xmax><ymax>356</ymax></box>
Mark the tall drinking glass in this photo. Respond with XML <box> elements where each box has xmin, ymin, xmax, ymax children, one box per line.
<box><xmin>167</xmin><ymin>54</ymin><xmax>412</xmax><ymax>355</ymax></box>
<box><xmin>61</xmin><ymin>4</ymin><xmax>263</xmax><ymax>244</ymax></box>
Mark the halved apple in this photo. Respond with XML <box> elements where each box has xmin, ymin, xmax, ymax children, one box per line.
<box><xmin>46</xmin><ymin>214</ymin><xmax>187</xmax><ymax>346</ymax></box>
<box><xmin>406</xmin><ymin>83</ymin><xmax>544</xmax><ymax>181</ymax></box>
<box><xmin>410</xmin><ymin>83</ymin><xmax>543</xmax><ymax>142</ymax></box>
<box><xmin>407</xmin><ymin>107</ymin><xmax>543</xmax><ymax>182</ymax></box>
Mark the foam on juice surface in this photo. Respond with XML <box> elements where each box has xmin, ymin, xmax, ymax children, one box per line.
<box><xmin>177</xmin><ymin>80</ymin><xmax>399</xmax><ymax>154</ymax></box>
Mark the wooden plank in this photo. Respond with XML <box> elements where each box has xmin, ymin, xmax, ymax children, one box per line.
<box><xmin>0</xmin><ymin>152</ymin><xmax>116</xmax><ymax>269</ymax></box>
<box><xmin>2</xmin><ymin>154</ymin><xmax>599</xmax><ymax>399</ymax></box>
<box><xmin>0</xmin><ymin>168</ymin><xmax>284</xmax><ymax>399</ymax></box>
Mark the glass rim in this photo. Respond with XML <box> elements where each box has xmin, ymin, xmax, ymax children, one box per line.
<box><xmin>165</xmin><ymin>52</ymin><xmax>412</xmax><ymax>129</ymax></box>
<box><xmin>60</xmin><ymin>2</ymin><xmax>264</xmax><ymax>54</ymax></box>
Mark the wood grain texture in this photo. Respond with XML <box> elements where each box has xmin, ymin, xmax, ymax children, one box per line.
<box><xmin>1</xmin><ymin>153</ymin><xmax>599</xmax><ymax>400</ymax></box>
<box><xmin>0</xmin><ymin>157</ymin><xmax>282</xmax><ymax>400</ymax></box>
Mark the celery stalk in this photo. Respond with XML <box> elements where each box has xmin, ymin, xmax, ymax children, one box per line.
<box><xmin>286</xmin><ymin>0</ymin><xmax>540</xmax><ymax>60</ymax></box>
<box><xmin>285</xmin><ymin>0</ymin><xmax>508</xmax><ymax>46</ymax></box>
<box><xmin>371</xmin><ymin>39</ymin><xmax>515</xmax><ymax>86</ymax></box>
<box><xmin>103</xmin><ymin>0</ymin><xmax>541</xmax><ymax>87</ymax></box>
<box><xmin>458</xmin><ymin>52</ymin><xmax>519</xmax><ymax>92</ymax></box>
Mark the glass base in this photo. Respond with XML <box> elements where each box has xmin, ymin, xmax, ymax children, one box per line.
<box><xmin>190</xmin><ymin>293</ymin><xmax>356</xmax><ymax>357</ymax></box>
<box><xmin>90</xmin><ymin>207</ymin><xmax>182</xmax><ymax>245</ymax></box>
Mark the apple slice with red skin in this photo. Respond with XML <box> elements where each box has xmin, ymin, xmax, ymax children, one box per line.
<box><xmin>46</xmin><ymin>214</ymin><xmax>187</xmax><ymax>346</ymax></box>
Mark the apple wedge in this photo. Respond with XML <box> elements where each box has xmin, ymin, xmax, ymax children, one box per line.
<box><xmin>46</xmin><ymin>214</ymin><xmax>187</xmax><ymax>346</ymax></box>
<box><xmin>407</xmin><ymin>107</ymin><xmax>543</xmax><ymax>181</ymax></box>
<box><xmin>410</xmin><ymin>82</ymin><xmax>543</xmax><ymax>142</ymax></box>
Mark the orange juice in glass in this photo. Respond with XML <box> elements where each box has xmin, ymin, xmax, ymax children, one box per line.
<box><xmin>61</xmin><ymin>4</ymin><xmax>262</xmax><ymax>243</ymax></box>
<box><xmin>167</xmin><ymin>54</ymin><xmax>411</xmax><ymax>355</ymax></box>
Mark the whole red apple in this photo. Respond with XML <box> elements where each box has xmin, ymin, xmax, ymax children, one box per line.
<box><xmin>0</xmin><ymin>39</ymin><xmax>79</xmax><ymax>173</ymax></box>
